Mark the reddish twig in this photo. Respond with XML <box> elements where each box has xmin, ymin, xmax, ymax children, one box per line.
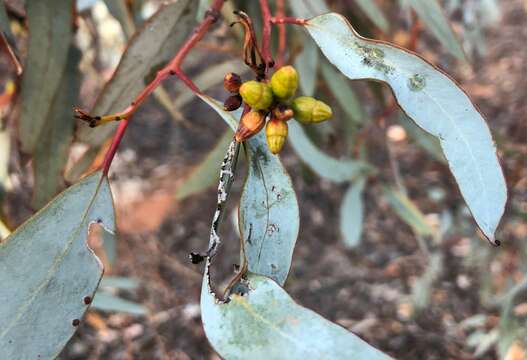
<box><xmin>85</xmin><ymin>0</ymin><xmax>226</xmax><ymax>175</ymax></box>
<box><xmin>408</xmin><ymin>12</ymin><xmax>422</xmax><ymax>52</ymax></box>
<box><xmin>102</xmin><ymin>119</ymin><xmax>128</xmax><ymax>175</ymax></box>
<box><xmin>258</xmin><ymin>0</ymin><xmax>273</xmax><ymax>71</ymax></box>
<box><xmin>270</xmin><ymin>17</ymin><xmax>307</xmax><ymax>26</ymax></box>
<box><xmin>0</xmin><ymin>31</ymin><xmax>22</xmax><ymax>76</ymax></box>
<box><xmin>275</xmin><ymin>0</ymin><xmax>286</xmax><ymax>68</ymax></box>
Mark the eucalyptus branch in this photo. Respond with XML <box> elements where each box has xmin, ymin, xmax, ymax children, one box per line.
<box><xmin>75</xmin><ymin>0</ymin><xmax>226</xmax><ymax>176</ymax></box>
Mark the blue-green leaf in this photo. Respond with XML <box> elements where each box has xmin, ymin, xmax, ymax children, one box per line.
<box><xmin>71</xmin><ymin>0</ymin><xmax>198</xmax><ymax>179</ymax></box>
<box><xmin>411</xmin><ymin>252</ymin><xmax>443</xmax><ymax>311</ymax></box>
<box><xmin>353</xmin><ymin>0</ymin><xmax>389</xmax><ymax>33</ymax></box>
<box><xmin>239</xmin><ymin>132</ymin><xmax>299</xmax><ymax>284</ymax></box>
<box><xmin>289</xmin><ymin>121</ymin><xmax>372</xmax><ymax>183</ymax></box>
<box><xmin>295</xmin><ymin>34</ymin><xmax>319</xmax><ymax>96</ymax></box>
<box><xmin>0</xmin><ymin>171</ymin><xmax>115</xmax><ymax>359</ymax></box>
<box><xmin>289</xmin><ymin>0</ymin><xmax>329</xmax><ymax>19</ymax></box>
<box><xmin>407</xmin><ymin>0</ymin><xmax>466</xmax><ymax>61</ymax></box>
<box><xmin>91</xmin><ymin>291</ymin><xmax>146</xmax><ymax>315</ymax></box>
<box><xmin>176</xmin><ymin>130</ymin><xmax>233</xmax><ymax>200</ymax></box>
<box><xmin>32</xmin><ymin>46</ymin><xmax>82</xmax><ymax>209</ymax></box>
<box><xmin>197</xmin><ymin>95</ymin><xmax>299</xmax><ymax>285</ymax></box>
<box><xmin>100</xmin><ymin>276</ymin><xmax>140</xmax><ymax>290</ymax></box>
<box><xmin>321</xmin><ymin>61</ymin><xmax>365</xmax><ymax>124</ymax></box>
<box><xmin>383</xmin><ymin>187</ymin><xmax>435</xmax><ymax>237</ymax></box>
<box><xmin>396</xmin><ymin>112</ymin><xmax>445</xmax><ymax>164</ymax></box>
<box><xmin>201</xmin><ymin>271</ymin><xmax>391</xmax><ymax>360</ymax></box>
<box><xmin>19</xmin><ymin>0</ymin><xmax>75</xmax><ymax>154</ymax></box>
<box><xmin>340</xmin><ymin>178</ymin><xmax>366</xmax><ymax>248</ymax></box>
<box><xmin>305</xmin><ymin>13</ymin><xmax>506</xmax><ymax>244</ymax></box>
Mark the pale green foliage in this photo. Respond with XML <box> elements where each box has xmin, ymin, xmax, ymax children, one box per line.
<box><xmin>305</xmin><ymin>13</ymin><xmax>506</xmax><ymax>243</ymax></box>
<box><xmin>70</xmin><ymin>0</ymin><xmax>199</xmax><ymax>179</ymax></box>
<box><xmin>201</xmin><ymin>271</ymin><xmax>391</xmax><ymax>360</ymax></box>
<box><xmin>288</xmin><ymin>121</ymin><xmax>371</xmax><ymax>183</ymax></box>
<box><xmin>340</xmin><ymin>178</ymin><xmax>366</xmax><ymax>248</ymax></box>
<box><xmin>197</xmin><ymin>95</ymin><xmax>300</xmax><ymax>285</ymax></box>
<box><xmin>0</xmin><ymin>172</ymin><xmax>115</xmax><ymax>359</ymax></box>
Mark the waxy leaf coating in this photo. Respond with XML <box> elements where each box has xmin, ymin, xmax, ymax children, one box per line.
<box><xmin>305</xmin><ymin>13</ymin><xmax>506</xmax><ymax>244</ymax></box>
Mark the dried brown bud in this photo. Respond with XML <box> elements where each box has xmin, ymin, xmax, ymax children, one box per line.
<box><xmin>235</xmin><ymin>111</ymin><xmax>265</xmax><ymax>142</ymax></box>
<box><xmin>272</xmin><ymin>104</ymin><xmax>294</xmax><ymax>122</ymax></box>
<box><xmin>224</xmin><ymin>72</ymin><xmax>242</xmax><ymax>93</ymax></box>
<box><xmin>223</xmin><ymin>94</ymin><xmax>242</xmax><ymax>111</ymax></box>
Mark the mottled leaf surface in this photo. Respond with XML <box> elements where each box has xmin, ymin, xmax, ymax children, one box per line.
<box><xmin>289</xmin><ymin>121</ymin><xmax>371</xmax><ymax>183</ymax></box>
<box><xmin>201</xmin><ymin>271</ymin><xmax>391</xmax><ymax>360</ymax></box>
<box><xmin>197</xmin><ymin>96</ymin><xmax>299</xmax><ymax>285</ymax></box>
<box><xmin>306</xmin><ymin>13</ymin><xmax>506</xmax><ymax>243</ymax></box>
<box><xmin>0</xmin><ymin>172</ymin><xmax>115</xmax><ymax>359</ymax></box>
<box><xmin>18</xmin><ymin>0</ymin><xmax>74</xmax><ymax>153</ymax></box>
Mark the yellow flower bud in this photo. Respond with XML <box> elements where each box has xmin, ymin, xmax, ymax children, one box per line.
<box><xmin>239</xmin><ymin>80</ymin><xmax>274</xmax><ymax>110</ymax></box>
<box><xmin>266</xmin><ymin>119</ymin><xmax>288</xmax><ymax>154</ymax></box>
<box><xmin>270</xmin><ymin>65</ymin><xmax>298</xmax><ymax>100</ymax></box>
<box><xmin>291</xmin><ymin>96</ymin><xmax>333</xmax><ymax>124</ymax></box>
<box><xmin>235</xmin><ymin>111</ymin><xmax>266</xmax><ymax>142</ymax></box>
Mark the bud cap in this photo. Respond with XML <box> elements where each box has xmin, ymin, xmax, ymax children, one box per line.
<box><xmin>291</xmin><ymin>96</ymin><xmax>333</xmax><ymax>124</ymax></box>
<box><xmin>270</xmin><ymin>65</ymin><xmax>298</xmax><ymax>100</ymax></box>
<box><xmin>239</xmin><ymin>80</ymin><xmax>274</xmax><ymax>110</ymax></box>
<box><xmin>235</xmin><ymin>111</ymin><xmax>266</xmax><ymax>142</ymax></box>
<box><xmin>266</xmin><ymin>119</ymin><xmax>288</xmax><ymax>154</ymax></box>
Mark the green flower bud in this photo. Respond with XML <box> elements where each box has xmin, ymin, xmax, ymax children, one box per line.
<box><xmin>270</xmin><ymin>65</ymin><xmax>298</xmax><ymax>100</ymax></box>
<box><xmin>239</xmin><ymin>80</ymin><xmax>274</xmax><ymax>110</ymax></box>
<box><xmin>266</xmin><ymin>119</ymin><xmax>288</xmax><ymax>154</ymax></box>
<box><xmin>291</xmin><ymin>96</ymin><xmax>333</xmax><ymax>124</ymax></box>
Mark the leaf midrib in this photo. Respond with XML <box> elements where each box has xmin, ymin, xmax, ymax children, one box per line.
<box><xmin>0</xmin><ymin>177</ymin><xmax>104</xmax><ymax>340</ymax></box>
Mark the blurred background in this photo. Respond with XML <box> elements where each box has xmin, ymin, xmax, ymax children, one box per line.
<box><xmin>0</xmin><ymin>0</ymin><xmax>526</xmax><ymax>359</ymax></box>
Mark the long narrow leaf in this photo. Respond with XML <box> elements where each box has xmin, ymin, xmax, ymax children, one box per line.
<box><xmin>305</xmin><ymin>13</ymin><xmax>506</xmax><ymax>243</ymax></box>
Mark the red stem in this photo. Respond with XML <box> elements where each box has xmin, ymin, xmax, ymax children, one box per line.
<box><xmin>102</xmin><ymin>119</ymin><xmax>128</xmax><ymax>175</ymax></box>
<box><xmin>258</xmin><ymin>0</ymin><xmax>273</xmax><ymax>71</ymax></box>
<box><xmin>101</xmin><ymin>0</ymin><xmax>225</xmax><ymax>175</ymax></box>
<box><xmin>270</xmin><ymin>17</ymin><xmax>307</xmax><ymax>26</ymax></box>
<box><xmin>275</xmin><ymin>0</ymin><xmax>286</xmax><ymax>68</ymax></box>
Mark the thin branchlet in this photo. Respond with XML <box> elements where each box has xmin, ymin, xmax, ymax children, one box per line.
<box><xmin>189</xmin><ymin>139</ymin><xmax>240</xmax><ymax>262</ymax></box>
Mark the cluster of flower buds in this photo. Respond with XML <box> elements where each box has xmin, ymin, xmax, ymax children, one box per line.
<box><xmin>223</xmin><ymin>65</ymin><xmax>332</xmax><ymax>154</ymax></box>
